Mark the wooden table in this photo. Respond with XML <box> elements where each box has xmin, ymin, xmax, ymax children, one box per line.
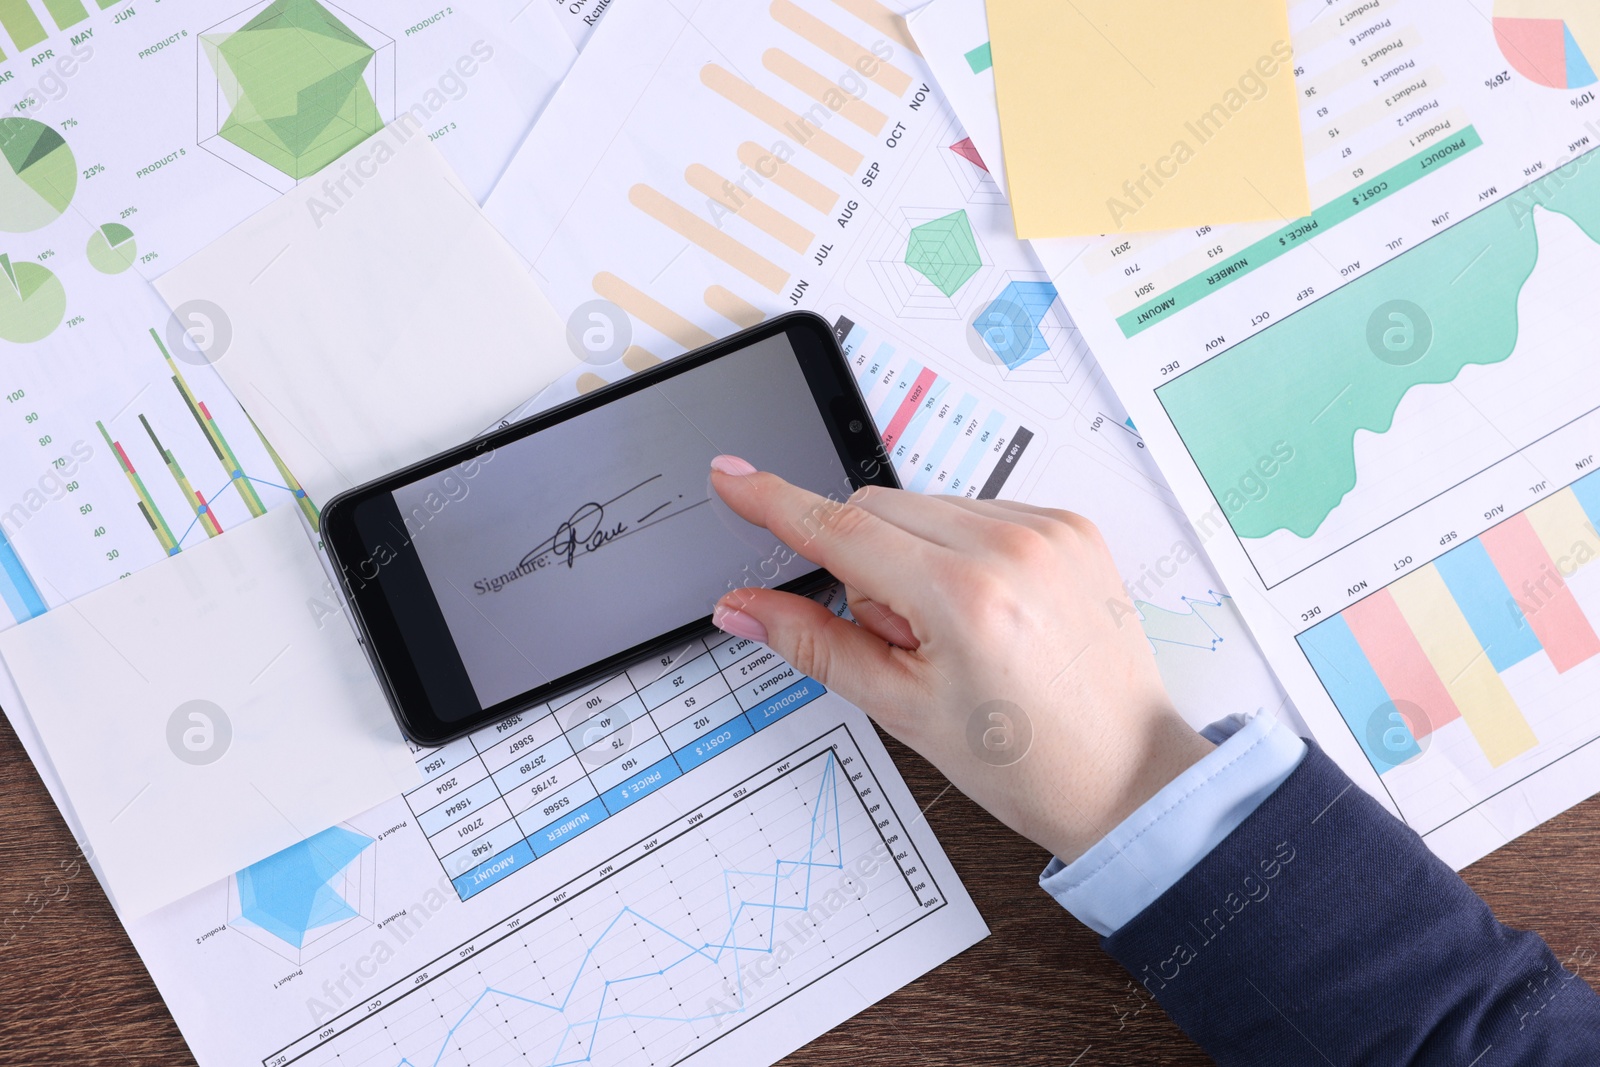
<box><xmin>3</xmin><ymin>711</ymin><xmax>1596</xmax><ymax>1066</ymax></box>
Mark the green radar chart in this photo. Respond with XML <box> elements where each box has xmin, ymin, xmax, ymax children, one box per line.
<box><xmin>202</xmin><ymin>0</ymin><xmax>384</xmax><ymax>180</ymax></box>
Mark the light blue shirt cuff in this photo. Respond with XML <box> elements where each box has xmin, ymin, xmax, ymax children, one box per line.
<box><xmin>1039</xmin><ymin>712</ymin><xmax>1306</xmax><ymax>936</ymax></box>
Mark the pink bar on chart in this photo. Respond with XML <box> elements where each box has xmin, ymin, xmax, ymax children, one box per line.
<box><xmin>1343</xmin><ymin>589</ymin><xmax>1461</xmax><ymax>737</ymax></box>
<box><xmin>1480</xmin><ymin>512</ymin><xmax>1600</xmax><ymax>673</ymax></box>
<box><xmin>881</xmin><ymin>367</ymin><xmax>938</xmax><ymax>448</ymax></box>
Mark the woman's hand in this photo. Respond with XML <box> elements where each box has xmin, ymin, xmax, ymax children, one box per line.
<box><xmin>708</xmin><ymin>455</ymin><xmax>1213</xmax><ymax>865</ymax></box>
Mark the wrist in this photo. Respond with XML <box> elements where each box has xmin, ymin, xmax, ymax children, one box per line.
<box><xmin>1034</xmin><ymin>710</ymin><xmax>1214</xmax><ymax>864</ymax></box>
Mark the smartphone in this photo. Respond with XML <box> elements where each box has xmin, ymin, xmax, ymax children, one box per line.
<box><xmin>322</xmin><ymin>312</ymin><xmax>896</xmax><ymax>744</ymax></box>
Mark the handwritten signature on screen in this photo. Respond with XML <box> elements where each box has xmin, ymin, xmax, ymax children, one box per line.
<box><xmin>474</xmin><ymin>475</ymin><xmax>707</xmax><ymax>595</ymax></box>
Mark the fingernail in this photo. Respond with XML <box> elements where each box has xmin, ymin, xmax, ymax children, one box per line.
<box><xmin>713</xmin><ymin>603</ymin><xmax>768</xmax><ymax>643</ymax></box>
<box><xmin>710</xmin><ymin>454</ymin><xmax>757</xmax><ymax>476</ymax></box>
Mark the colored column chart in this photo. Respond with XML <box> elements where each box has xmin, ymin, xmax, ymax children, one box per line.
<box><xmin>0</xmin><ymin>0</ymin><xmax>45</xmax><ymax>49</ymax></box>
<box><xmin>98</xmin><ymin>417</ymin><xmax>183</xmax><ymax>556</ymax></box>
<box><xmin>276</xmin><ymin>723</ymin><xmax>945</xmax><ymax>1067</ymax></box>
<box><xmin>1299</xmin><ymin>470</ymin><xmax>1600</xmax><ymax>833</ymax></box>
<box><xmin>97</xmin><ymin>330</ymin><xmax>313</xmax><ymax>557</ymax></box>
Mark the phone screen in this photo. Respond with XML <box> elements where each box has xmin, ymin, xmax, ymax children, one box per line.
<box><xmin>378</xmin><ymin>332</ymin><xmax>850</xmax><ymax>713</ymax></box>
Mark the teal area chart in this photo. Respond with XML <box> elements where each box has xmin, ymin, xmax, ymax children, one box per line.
<box><xmin>1157</xmin><ymin>146</ymin><xmax>1600</xmax><ymax>543</ymax></box>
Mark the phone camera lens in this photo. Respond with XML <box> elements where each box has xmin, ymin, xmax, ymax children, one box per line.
<box><xmin>849</xmin><ymin>419</ymin><xmax>864</xmax><ymax>433</ymax></box>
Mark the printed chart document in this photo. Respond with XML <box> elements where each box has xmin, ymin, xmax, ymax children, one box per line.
<box><xmin>2</xmin><ymin>347</ymin><xmax>988</xmax><ymax>1066</ymax></box>
<box><xmin>919</xmin><ymin>0</ymin><xmax>1600</xmax><ymax>867</ymax></box>
<box><xmin>0</xmin><ymin>0</ymin><xmax>578</xmax><ymax>633</ymax></box>
<box><xmin>0</xmin><ymin>505</ymin><xmax>418</xmax><ymax>917</ymax></box>
<box><xmin>483</xmin><ymin>0</ymin><xmax>1289</xmax><ymax>731</ymax></box>
<box><xmin>124</xmin><ymin>613</ymin><xmax>988</xmax><ymax>1067</ymax></box>
<box><xmin>983</xmin><ymin>0</ymin><xmax>1309</xmax><ymax>237</ymax></box>
<box><xmin>155</xmin><ymin>130</ymin><xmax>578</xmax><ymax>508</ymax></box>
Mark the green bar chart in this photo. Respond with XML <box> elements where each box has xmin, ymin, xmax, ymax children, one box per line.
<box><xmin>0</xmin><ymin>0</ymin><xmax>106</xmax><ymax>55</ymax></box>
<box><xmin>38</xmin><ymin>0</ymin><xmax>85</xmax><ymax>31</ymax></box>
<box><xmin>0</xmin><ymin>0</ymin><xmax>46</xmax><ymax>51</ymax></box>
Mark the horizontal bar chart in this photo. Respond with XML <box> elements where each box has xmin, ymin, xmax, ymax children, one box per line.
<box><xmin>628</xmin><ymin>183</ymin><xmax>790</xmax><ymax>293</ymax></box>
<box><xmin>592</xmin><ymin>270</ymin><xmax>715</xmax><ymax>350</ymax></box>
<box><xmin>736</xmin><ymin>142</ymin><xmax>839</xmax><ymax>212</ymax></box>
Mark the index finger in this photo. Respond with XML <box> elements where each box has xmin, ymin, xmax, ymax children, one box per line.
<box><xmin>710</xmin><ymin>460</ymin><xmax>940</xmax><ymax>613</ymax></box>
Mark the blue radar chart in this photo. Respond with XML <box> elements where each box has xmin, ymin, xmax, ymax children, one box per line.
<box><xmin>235</xmin><ymin>825</ymin><xmax>374</xmax><ymax>948</ymax></box>
<box><xmin>974</xmin><ymin>280</ymin><xmax>1061</xmax><ymax>368</ymax></box>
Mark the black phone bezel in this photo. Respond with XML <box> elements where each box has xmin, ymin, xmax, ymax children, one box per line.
<box><xmin>321</xmin><ymin>311</ymin><xmax>897</xmax><ymax>745</ymax></box>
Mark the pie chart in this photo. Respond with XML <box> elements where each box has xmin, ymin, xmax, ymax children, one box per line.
<box><xmin>0</xmin><ymin>254</ymin><xmax>66</xmax><ymax>343</ymax></box>
<box><xmin>86</xmin><ymin>222</ymin><xmax>137</xmax><ymax>274</ymax></box>
<box><xmin>0</xmin><ymin>118</ymin><xmax>76</xmax><ymax>233</ymax></box>
<box><xmin>1493</xmin><ymin>2</ymin><xmax>1599</xmax><ymax>89</ymax></box>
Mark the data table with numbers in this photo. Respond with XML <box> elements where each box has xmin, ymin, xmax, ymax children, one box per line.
<box><xmin>404</xmin><ymin>631</ymin><xmax>827</xmax><ymax>899</ymax></box>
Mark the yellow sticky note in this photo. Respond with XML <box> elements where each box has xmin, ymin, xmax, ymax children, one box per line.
<box><xmin>988</xmin><ymin>0</ymin><xmax>1311</xmax><ymax>237</ymax></box>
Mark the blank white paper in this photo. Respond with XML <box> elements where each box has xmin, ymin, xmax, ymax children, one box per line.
<box><xmin>154</xmin><ymin>123</ymin><xmax>579</xmax><ymax>508</ymax></box>
<box><xmin>0</xmin><ymin>506</ymin><xmax>419</xmax><ymax>918</ymax></box>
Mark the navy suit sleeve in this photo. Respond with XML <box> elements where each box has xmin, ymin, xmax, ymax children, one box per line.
<box><xmin>1104</xmin><ymin>743</ymin><xmax>1600</xmax><ymax>1064</ymax></box>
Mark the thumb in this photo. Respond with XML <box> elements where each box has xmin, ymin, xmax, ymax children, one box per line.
<box><xmin>713</xmin><ymin>586</ymin><xmax>916</xmax><ymax>713</ymax></box>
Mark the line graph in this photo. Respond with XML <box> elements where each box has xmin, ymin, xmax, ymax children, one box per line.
<box><xmin>271</xmin><ymin>726</ymin><xmax>943</xmax><ymax>1067</ymax></box>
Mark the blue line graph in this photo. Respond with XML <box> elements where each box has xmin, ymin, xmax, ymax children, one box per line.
<box><xmin>171</xmin><ymin>472</ymin><xmax>300</xmax><ymax>546</ymax></box>
<box><xmin>383</xmin><ymin>753</ymin><xmax>853</xmax><ymax>1067</ymax></box>
<box><xmin>291</xmin><ymin>742</ymin><xmax>928</xmax><ymax>1067</ymax></box>
<box><xmin>278</xmin><ymin>727</ymin><xmax>942</xmax><ymax>1067</ymax></box>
